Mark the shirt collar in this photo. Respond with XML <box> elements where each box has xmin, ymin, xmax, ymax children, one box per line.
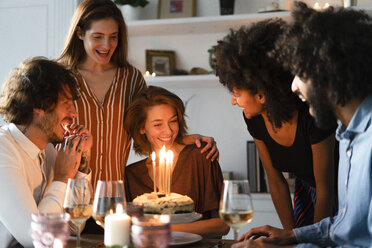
<box><xmin>336</xmin><ymin>95</ymin><xmax>372</xmax><ymax>141</ymax></box>
<box><xmin>8</xmin><ymin>123</ymin><xmax>42</xmax><ymax>160</ymax></box>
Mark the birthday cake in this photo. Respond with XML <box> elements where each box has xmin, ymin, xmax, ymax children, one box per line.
<box><xmin>133</xmin><ymin>192</ymin><xmax>194</xmax><ymax>214</ymax></box>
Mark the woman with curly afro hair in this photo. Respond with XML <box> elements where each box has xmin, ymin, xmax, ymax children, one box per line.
<box><xmin>214</xmin><ymin>19</ymin><xmax>338</xmax><ymax>230</ymax></box>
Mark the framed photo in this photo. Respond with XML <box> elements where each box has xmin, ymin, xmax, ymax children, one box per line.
<box><xmin>146</xmin><ymin>50</ymin><xmax>175</xmax><ymax>76</ymax></box>
<box><xmin>158</xmin><ymin>0</ymin><xmax>196</xmax><ymax>19</ymax></box>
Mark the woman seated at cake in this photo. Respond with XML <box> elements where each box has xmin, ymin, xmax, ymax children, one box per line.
<box><xmin>124</xmin><ymin>86</ymin><xmax>230</xmax><ymax>238</ymax></box>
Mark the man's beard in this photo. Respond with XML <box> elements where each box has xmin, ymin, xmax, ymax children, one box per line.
<box><xmin>35</xmin><ymin>111</ymin><xmax>64</xmax><ymax>145</ymax></box>
<box><xmin>307</xmin><ymin>86</ymin><xmax>337</xmax><ymax>129</ymax></box>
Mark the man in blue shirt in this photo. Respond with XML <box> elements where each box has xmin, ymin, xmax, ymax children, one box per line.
<box><xmin>232</xmin><ymin>2</ymin><xmax>372</xmax><ymax>247</ymax></box>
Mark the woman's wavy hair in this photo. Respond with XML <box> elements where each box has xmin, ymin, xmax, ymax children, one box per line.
<box><xmin>214</xmin><ymin>19</ymin><xmax>301</xmax><ymax>128</ymax></box>
<box><xmin>58</xmin><ymin>0</ymin><xmax>129</xmax><ymax>69</ymax></box>
<box><xmin>0</xmin><ymin>57</ymin><xmax>79</xmax><ymax>125</ymax></box>
<box><xmin>124</xmin><ymin>86</ymin><xmax>188</xmax><ymax>156</ymax></box>
<box><xmin>276</xmin><ymin>1</ymin><xmax>372</xmax><ymax>106</ymax></box>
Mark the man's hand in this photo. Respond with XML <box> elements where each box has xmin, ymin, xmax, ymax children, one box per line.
<box><xmin>54</xmin><ymin>135</ymin><xmax>84</xmax><ymax>183</ymax></box>
<box><xmin>55</xmin><ymin>124</ymin><xmax>93</xmax><ymax>182</ymax></box>
<box><xmin>64</xmin><ymin>124</ymin><xmax>93</xmax><ymax>152</ymax></box>
<box><xmin>238</xmin><ymin>225</ymin><xmax>297</xmax><ymax>245</ymax></box>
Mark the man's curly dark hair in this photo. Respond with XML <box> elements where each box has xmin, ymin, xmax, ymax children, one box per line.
<box><xmin>277</xmin><ymin>1</ymin><xmax>372</xmax><ymax>106</ymax></box>
<box><xmin>214</xmin><ymin>19</ymin><xmax>301</xmax><ymax>128</ymax></box>
<box><xmin>0</xmin><ymin>57</ymin><xmax>79</xmax><ymax>125</ymax></box>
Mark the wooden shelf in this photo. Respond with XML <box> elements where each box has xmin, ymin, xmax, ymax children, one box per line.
<box><xmin>128</xmin><ymin>11</ymin><xmax>291</xmax><ymax>36</ymax></box>
<box><xmin>144</xmin><ymin>74</ymin><xmax>221</xmax><ymax>88</ymax></box>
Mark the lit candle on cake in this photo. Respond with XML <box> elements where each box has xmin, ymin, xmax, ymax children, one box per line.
<box><xmin>166</xmin><ymin>150</ymin><xmax>173</xmax><ymax>195</ymax></box>
<box><xmin>314</xmin><ymin>2</ymin><xmax>320</xmax><ymax>9</ymax></box>
<box><xmin>159</xmin><ymin>146</ymin><xmax>166</xmax><ymax>193</ymax></box>
<box><xmin>152</xmin><ymin>152</ymin><xmax>157</xmax><ymax>193</ymax></box>
<box><xmin>104</xmin><ymin>204</ymin><xmax>130</xmax><ymax>246</ymax></box>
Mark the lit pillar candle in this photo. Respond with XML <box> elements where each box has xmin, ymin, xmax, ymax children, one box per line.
<box><xmin>53</xmin><ymin>239</ymin><xmax>63</xmax><ymax>248</ymax></box>
<box><xmin>152</xmin><ymin>152</ymin><xmax>157</xmax><ymax>193</ymax></box>
<box><xmin>166</xmin><ymin>150</ymin><xmax>173</xmax><ymax>195</ymax></box>
<box><xmin>104</xmin><ymin>204</ymin><xmax>131</xmax><ymax>246</ymax></box>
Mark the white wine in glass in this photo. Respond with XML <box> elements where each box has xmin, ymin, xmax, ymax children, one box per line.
<box><xmin>92</xmin><ymin>180</ymin><xmax>126</xmax><ymax>228</ymax></box>
<box><xmin>64</xmin><ymin>178</ymin><xmax>93</xmax><ymax>247</ymax></box>
<box><xmin>219</xmin><ymin>180</ymin><xmax>254</xmax><ymax>240</ymax></box>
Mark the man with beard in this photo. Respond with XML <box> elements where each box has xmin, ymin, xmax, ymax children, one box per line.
<box><xmin>231</xmin><ymin>2</ymin><xmax>372</xmax><ymax>248</ymax></box>
<box><xmin>0</xmin><ymin>57</ymin><xmax>92</xmax><ymax>247</ymax></box>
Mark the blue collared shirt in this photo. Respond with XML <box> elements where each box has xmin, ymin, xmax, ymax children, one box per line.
<box><xmin>294</xmin><ymin>95</ymin><xmax>372</xmax><ymax>247</ymax></box>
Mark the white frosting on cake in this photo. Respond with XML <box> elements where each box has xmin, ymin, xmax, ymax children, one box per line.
<box><xmin>133</xmin><ymin>192</ymin><xmax>194</xmax><ymax>214</ymax></box>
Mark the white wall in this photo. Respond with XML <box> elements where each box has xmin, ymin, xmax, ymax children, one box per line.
<box><xmin>0</xmin><ymin>0</ymin><xmax>78</xmax><ymax>124</ymax></box>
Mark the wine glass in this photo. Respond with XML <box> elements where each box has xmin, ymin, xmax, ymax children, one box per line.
<box><xmin>92</xmin><ymin>180</ymin><xmax>126</xmax><ymax>228</ymax></box>
<box><xmin>219</xmin><ymin>180</ymin><xmax>254</xmax><ymax>241</ymax></box>
<box><xmin>63</xmin><ymin>178</ymin><xmax>93</xmax><ymax>247</ymax></box>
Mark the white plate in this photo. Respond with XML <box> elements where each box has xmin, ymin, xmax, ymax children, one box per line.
<box><xmin>145</xmin><ymin>212</ymin><xmax>202</xmax><ymax>224</ymax></box>
<box><xmin>170</xmin><ymin>231</ymin><xmax>202</xmax><ymax>246</ymax></box>
<box><xmin>169</xmin><ymin>212</ymin><xmax>202</xmax><ymax>224</ymax></box>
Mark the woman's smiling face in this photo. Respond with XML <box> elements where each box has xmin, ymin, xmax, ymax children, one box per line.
<box><xmin>231</xmin><ymin>87</ymin><xmax>264</xmax><ymax>119</ymax></box>
<box><xmin>140</xmin><ymin>104</ymin><xmax>179</xmax><ymax>152</ymax></box>
<box><xmin>78</xmin><ymin>18</ymin><xmax>119</xmax><ymax>65</ymax></box>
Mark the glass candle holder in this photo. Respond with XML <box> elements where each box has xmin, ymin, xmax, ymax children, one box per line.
<box><xmin>31</xmin><ymin>213</ymin><xmax>70</xmax><ymax>248</ymax></box>
<box><xmin>131</xmin><ymin>215</ymin><xmax>171</xmax><ymax>248</ymax></box>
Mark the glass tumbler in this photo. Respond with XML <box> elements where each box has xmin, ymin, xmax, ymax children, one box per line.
<box><xmin>31</xmin><ymin>213</ymin><xmax>70</xmax><ymax>248</ymax></box>
<box><xmin>131</xmin><ymin>215</ymin><xmax>171</xmax><ymax>248</ymax></box>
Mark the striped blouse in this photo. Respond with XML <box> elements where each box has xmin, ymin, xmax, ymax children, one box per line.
<box><xmin>74</xmin><ymin>66</ymin><xmax>146</xmax><ymax>189</ymax></box>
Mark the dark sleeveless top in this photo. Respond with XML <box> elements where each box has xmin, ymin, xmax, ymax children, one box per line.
<box><xmin>244</xmin><ymin>106</ymin><xmax>336</xmax><ymax>187</ymax></box>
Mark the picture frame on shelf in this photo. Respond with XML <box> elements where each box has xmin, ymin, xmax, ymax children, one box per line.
<box><xmin>146</xmin><ymin>50</ymin><xmax>175</xmax><ymax>76</ymax></box>
<box><xmin>157</xmin><ymin>0</ymin><xmax>196</xmax><ymax>19</ymax></box>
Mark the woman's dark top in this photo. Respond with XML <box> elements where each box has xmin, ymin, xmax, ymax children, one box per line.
<box><xmin>244</xmin><ymin>105</ymin><xmax>336</xmax><ymax>187</ymax></box>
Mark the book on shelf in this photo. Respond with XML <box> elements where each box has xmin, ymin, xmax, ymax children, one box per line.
<box><xmin>247</xmin><ymin>141</ymin><xmax>268</xmax><ymax>193</ymax></box>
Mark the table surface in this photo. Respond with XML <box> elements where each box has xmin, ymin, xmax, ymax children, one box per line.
<box><xmin>67</xmin><ymin>234</ymin><xmax>236</xmax><ymax>248</ymax></box>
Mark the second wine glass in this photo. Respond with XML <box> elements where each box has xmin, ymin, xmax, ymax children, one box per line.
<box><xmin>92</xmin><ymin>180</ymin><xmax>126</xmax><ymax>229</ymax></box>
<box><xmin>63</xmin><ymin>178</ymin><xmax>93</xmax><ymax>247</ymax></box>
<box><xmin>219</xmin><ymin>179</ymin><xmax>254</xmax><ymax>241</ymax></box>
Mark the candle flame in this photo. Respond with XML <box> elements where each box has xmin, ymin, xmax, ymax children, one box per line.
<box><xmin>324</xmin><ymin>3</ymin><xmax>330</xmax><ymax>8</ymax></box>
<box><xmin>53</xmin><ymin>239</ymin><xmax>63</xmax><ymax>248</ymax></box>
<box><xmin>166</xmin><ymin>150</ymin><xmax>173</xmax><ymax>161</ymax></box>
<box><xmin>116</xmin><ymin>203</ymin><xmax>124</xmax><ymax>214</ymax></box>
<box><xmin>159</xmin><ymin>146</ymin><xmax>166</xmax><ymax>161</ymax></box>
<box><xmin>314</xmin><ymin>2</ymin><xmax>320</xmax><ymax>9</ymax></box>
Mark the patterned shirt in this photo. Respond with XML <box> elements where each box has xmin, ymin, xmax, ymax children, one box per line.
<box><xmin>74</xmin><ymin>66</ymin><xmax>146</xmax><ymax>189</ymax></box>
<box><xmin>294</xmin><ymin>95</ymin><xmax>372</xmax><ymax>247</ymax></box>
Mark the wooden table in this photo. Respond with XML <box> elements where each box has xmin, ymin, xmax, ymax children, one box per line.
<box><xmin>67</xmin><ymin>234</ymin><xmax>236</xmax><ymax>248</ymax></box>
